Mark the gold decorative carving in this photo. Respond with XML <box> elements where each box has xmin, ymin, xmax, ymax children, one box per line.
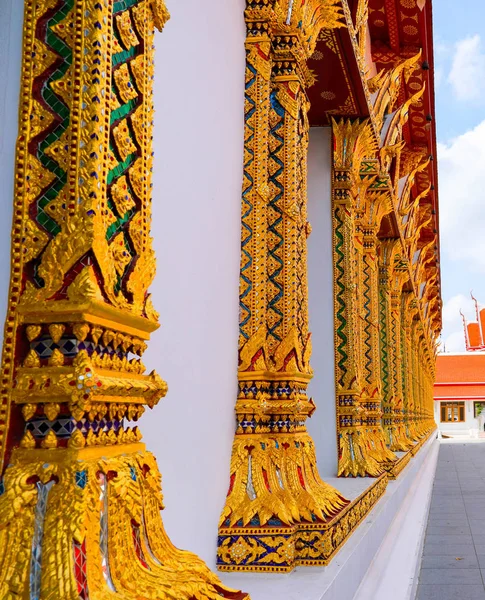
<box><xmin>0</xmin><ymin>445</ymin><xmax>246</xmax><ymax>599</ymax></box>
<box><xmin>218</xmin><ymin>0</ymin><xmax>386</xmax><ymax>573</ymax></box>
<box><xmin>0</xmin><ymin>0</ymin><xmax>247</xmax><ymax>597</ymax></box>
<box><xmin>332</xmin><ymin>120</ymin><xmax>398</xmax><ymax>477</ymax></box>
<box><xmin>331</xmin><ymin>56</ymin><xmax>438</xmax><ymax>476</ymax></box>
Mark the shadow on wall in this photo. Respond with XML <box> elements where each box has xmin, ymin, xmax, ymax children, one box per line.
<box><xmin>307</xmin><ymin>126</ymin><xmax>339</xmax><ymax>478</ymax></box>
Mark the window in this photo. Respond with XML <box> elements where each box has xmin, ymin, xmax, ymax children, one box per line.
<box><xmin>474</xmin><ymin>402</ymin><xmax>485</xmax><ymax>418</ymax></box>
<box><xmin>441</xmin><ymin>402</ymin><xmax>465</xmax><ymax>423</ymax></box>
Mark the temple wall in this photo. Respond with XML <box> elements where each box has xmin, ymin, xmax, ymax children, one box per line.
<box><xmin>0</xmin><ymin>1</ymin><xmax>441</xmax><ymax>597</ymax></box>
<box><xmin>0</xmin><ymin>3</ymin><xmax>339</xmax><ymax>564</ymax></box>
<box><xmin>434</xmin><ymin>400</ymin><xmax>479</xmax><ymax>434</ymax></box>
<box><xmin>0</xmin><ymin>0</ymin><xmax>22</xmax><ymax>326</ymax></box>
<box><xmin>307</xmin><ymin>126</ymin><xmax>338</xmax><ymax>477</ymax></box>
<box><xmin>142</xmin><ymin>0</ymin><xmax>246</xmax><ymax>566</ymax></box>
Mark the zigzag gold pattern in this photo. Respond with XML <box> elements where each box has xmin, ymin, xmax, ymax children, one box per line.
<box><xmin>217</xmin><ymin>0</ymin><xmax>392</xmax><ymax>573</ymax></box>
<box><xmin>331</xmin><ymin>51</ymin><xmax>438</xmax><ymax>478</ymax></box>
<box><xmin>0</xmin><ymin>0</ymin><xmax>247</xmax><ymax>597</ymax></box>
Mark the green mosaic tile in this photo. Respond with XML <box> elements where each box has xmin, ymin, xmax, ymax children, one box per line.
<box><xmin>30</xmin><ymin>0</ymin><xmax>74</xmax><ymax>240</ymax></box>
<box><xmin>107</xmin><ymin>152</ymin><xmax>137</xmax><ymax>186</ymax></box>
<box><xmin>106</xmin><ymin>202</ymin><xmax>136</xmax><ymax>241</ymax></box>
<box><xmin>113</xmin><ymin>45</ymin><xmax>137</xmax><ymax>67</ymax></box>
<box><xmin>113</xmin><ymin>0</ymin><xmax>140</xmax><ymax>14</ymax></box>
<box><xmin>111</xmin><ymin>98</ymin><xmax>138</xmax><ymax>124</ymax></box>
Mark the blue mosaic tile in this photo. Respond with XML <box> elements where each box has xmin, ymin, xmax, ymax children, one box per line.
<box><xmin>75</xmin><ymin>471</ymin><xmax>88</xmax><ymax>489</ymax></box>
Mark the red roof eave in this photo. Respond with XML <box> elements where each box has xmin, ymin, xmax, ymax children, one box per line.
<box><xmin>422</xmin><ymin>0</ymin><xmax>441</xmax><ymax>323</ymax></box>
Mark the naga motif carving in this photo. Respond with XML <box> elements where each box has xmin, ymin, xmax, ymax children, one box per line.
<box><xmin>0</xmin><ymin>1</ymin><xmax>247</xmax><ymax>598</ymax></box>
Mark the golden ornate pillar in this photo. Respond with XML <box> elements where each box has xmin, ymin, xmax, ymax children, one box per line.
<box><xmin>423</xmin><ymin>345</ymin><xmax>435</xmax><ymax>434</ymax></box>
<box><xmin>379</xmin><ymin>240</ymin><xmax>406</xmax><ymax>451</ymax></box>
<box><xmin>417</xmin><ymin>349</ymin><xmax>423</xmax><ymax>434</ymax></box>
<box><xmin>0</xmin><ymin>1</ymin><xmax>247</xmax><ymax>598</ymax></box>
<box><xmin>358</xmin><ymin>177</ymin><xmax>398</xmax><ymax>469</ymax></box>
<box><xmin>331</xmin><ymin>123</ymin><xmax>396</xmax><ymax>477</ymax></box>
<box><xmin>401</xmin><ymin>293</ymin><xmax>419</xmax><ymax>441</ymax></box>
<box><xmin>332</xmin><ymin>119</ymin><xmax>378</xmax><ymax>477</ymax></box>
<box><xmin>217</xmin><ymin>0</ymin><xmax>388</xmax><ymax>573</ymax></box>
<box><xmin>388</xmin><ymin>262</ymin><xmax>414</xmax><ymax>451</ymax></box>
<box><xmin>410</xmin><ymin>319</ymin><xmax>421</xmax><ymax>436</ymax></box>
<box><xmin>415</xmin><ymin>329</ymin><xmax>426</xmax><ymax>436</ymax></box>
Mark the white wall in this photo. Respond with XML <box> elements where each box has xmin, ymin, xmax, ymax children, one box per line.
<box><xmin>143</xmin><ymin>0</ymin><xmax>246</xmax><ymax>566</ymax></box>
<box><xmin>0</xmin><ymin>0</ymin><xmax>22</xmax><ymax>321</ymax></box>
<box><xmin>306</xmin><ymin>127</ymin><xmax>338</xmax><ymax>477</ymax></box>
<box><xmin>436</xmin><ymin>400</ymin><xmax>479</xmax><ymax>433</ymax></box>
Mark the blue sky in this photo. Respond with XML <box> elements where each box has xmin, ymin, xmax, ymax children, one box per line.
<box><xmin>432</xmin><ymin>0</ymin><xmax>485</xmax><ymax>351</ymax></box>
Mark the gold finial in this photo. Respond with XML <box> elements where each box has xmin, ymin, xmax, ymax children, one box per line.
<box><xmin>41</xmin><ymin>431</ymin><xmax>58</xmax><ymax>449</ymax></box>
<box><xmin>20</xmin><ymin>431</ymin><xmax>36</xmax><ymax>449</ymax></box>
<box><xmin>49</xmin><ymin>324</ymin><xmax>65</xmax><ymax>344</ymax></box>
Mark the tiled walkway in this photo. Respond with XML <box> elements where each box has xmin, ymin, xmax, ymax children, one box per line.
<box><xmin>416</xmin><ymin>442</ymin><xmax>485</xmax><ymax>600</ymax></box>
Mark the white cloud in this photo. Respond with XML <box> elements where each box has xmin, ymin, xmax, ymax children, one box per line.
<box><xmin>440</xmin><ymin>294</ymin><xmax>476</xmax><ymax>353</ymax></box>
<box><xmin>434</xmin><ymin>66</ymin><xmax>443</xmax><ymax>89</ymax></box>
<box><xmin>438</xmin><ymin>120</ymin><xmax>485</xmax><ymax>272</ymax></box>
<box><xmin>435</xmin><ymin>40</ymin><xmax>451</xmax><ymax>58</ymax></box>
<box><xmin>442</xmin><ymin>330</ymin><xmax>466</xmax><ymax>353</ymax></box>
<box><xmin>448</xmin><ymin>35</ymin><xmax>485</xmax><ymax>102</ymax></box>
<box><xmin>442</xmin><ymin>293</ymin><xmax>474</xmax><ymax>327</ymax></box>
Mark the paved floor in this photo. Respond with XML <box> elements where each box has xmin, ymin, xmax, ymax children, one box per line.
<box><xmin>416</xmin><ymin>442</ymin><xmax>485</xmax><ymax>599</ymax></box>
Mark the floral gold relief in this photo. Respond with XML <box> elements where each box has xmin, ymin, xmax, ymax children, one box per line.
<box><xmin>0</xmin><ymin>0</ymin><xmax>248</xmax><ymax>598</ymax></box>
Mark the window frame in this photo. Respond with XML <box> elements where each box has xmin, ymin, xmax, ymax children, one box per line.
<box><xmin>440</xmin><ymin>402</ymin><xmax>465</xmax><ymax>423</ymax></box>
<box><xmin>474</xmin><ymin>402</ymin><xmax>485</xmax><ymax>418</ymax></box>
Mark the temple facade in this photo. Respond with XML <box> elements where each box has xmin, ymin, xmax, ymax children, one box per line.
<box><xmin>434</xmin><ymin>300</ymin><xmax>485</xmax><ymax>438</ymax></box>
<box><xmin>0</xmin><ymin>1</ymin><xmax>440</xmax><ymax>599</ymax></box>
<box><xmin>434</xmin><ymin>354</ymin><xmax>485</xmax><ymax>437</ymax></box>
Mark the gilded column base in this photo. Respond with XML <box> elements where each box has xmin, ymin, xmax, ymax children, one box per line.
<box><xmin>386</xmin><ymin>423</ymin><xmax>414</xmax><ymax>452</ymax></box>
<box><xmin>338</xmin><ymin>397</ymin><xmax>396</xmax><ymax>477</ymax></box>
<box><xmin>382</xmin><ymin>452</ymin><xmax>411</xmax><ymax>480</ymax></box>
<box><xmin>221</xmin><ymin>433</ymin><xmax>349</xmax><ymax>527</ymax></box>
<box><xmin>217</xmin><ymin>475</ymin><xmax>388</xmax><ymax>572</ymax></box>
<box><xmin>381</xmin><ymin>424</ymin><xmax>437</xmax><ymax>478</ymax></box>
<box><xmin>367</xmin><ymin>426</ymin><xmax>399</xmax><ymax>463</ymax></box>
<box><xmin>415</xmin><ymin>420</ymin><xmax>434</xmax><ymax>439</ymax></box>
<box><xmin>406</xmin><ymin>421</ymin><xmax>421</xmax><ymax>442</ymax></box>
<box><xmin>338</xmin><ymin>428</ymin><xmax>387</xmax><ymax>477</ymax></box>
<box><xmin>0</xmin><ymin>444</ymin><xmax>248</xmax><ymax>600</ymax></box>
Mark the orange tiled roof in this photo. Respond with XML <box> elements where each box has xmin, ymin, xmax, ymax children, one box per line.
<box><xmin>468</xmin><ymin>322</ymin><xmax>482</xmax><ymax>349</ymax></box>
<box><xmin>436</xmin><ymin>354</ymin><xmax>485</xmax><ymax>383</ymax></box>
<box><xmin>434</xmin><ymin>354</ymin><xmax>485</xmax><ymax>400</ymax></box>
<box><xmin>434</xmin><ymin>384</ymin><xmax>485</xmax><ymax>398</ymax></box>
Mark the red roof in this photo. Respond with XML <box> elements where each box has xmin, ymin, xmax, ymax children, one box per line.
<box><xmin>434</xmin><ymin>354</ymin><xmax>485</xmax><ymax>400</ymax></box>
<box><xmin>468</xmin><ymin>323</ymin><xmax>481</xmax><ymax>349</ymax></box>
